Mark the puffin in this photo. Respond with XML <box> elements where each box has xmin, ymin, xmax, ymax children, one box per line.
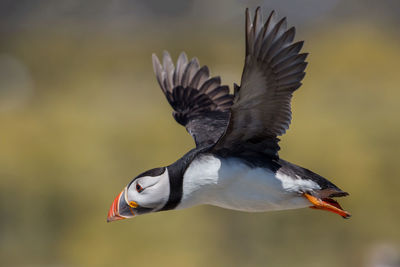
<box><xmin>107</xmin><ymin>7</ymin><xmax>351</xmax><ymax>222</ymax></box>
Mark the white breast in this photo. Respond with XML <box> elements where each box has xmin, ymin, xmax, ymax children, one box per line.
<box><xmin>177</xmin><ymin>154</ymin><xmax>320</xmax><ymax>212</ymax></box>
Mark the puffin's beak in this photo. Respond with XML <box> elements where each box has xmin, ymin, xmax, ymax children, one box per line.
<box><xmin>107</xmin><ymin>189</ymin><xmax>128</xmax><ymax>222</ymax></box>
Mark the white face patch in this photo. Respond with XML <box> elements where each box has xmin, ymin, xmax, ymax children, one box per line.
<box><xmin>126</xmin><ymin>168</ymin><xmax>170</xmax><ymax>211</ymax></box>
<box><xmin>275</xmin><ymin>171</ymin><xmax>321</xmax><ymax>193</ymax></box>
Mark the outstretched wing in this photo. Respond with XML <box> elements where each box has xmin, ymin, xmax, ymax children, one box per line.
<box><xmin>214</xmin><ymin>8</ymin><xmax>308</xmax><ymax>159</ymax></box>
<box><xmin>152</xmin><ymin>51</ymin><xmax>234</xmax><ymax>148</ymax></box>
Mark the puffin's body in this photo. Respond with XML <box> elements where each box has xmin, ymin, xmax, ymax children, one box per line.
<box><xmin>179</xmin><ymin>155</ymin><xmax>313</xmax><ymax>212</ymax></box>
<box><xmin>107</xmin><ymin>7</ymin><xmax>351</xmax><ymax>222</ymax></box>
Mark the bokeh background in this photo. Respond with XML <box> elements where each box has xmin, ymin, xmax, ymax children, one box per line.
<box><xmin>1</xmin><ymin>0</ymin><xmax>400</xmax><ymax>266</ymax></box>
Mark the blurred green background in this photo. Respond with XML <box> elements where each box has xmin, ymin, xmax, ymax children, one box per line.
<box><xmin>1</xmin><ymin>0</ymin><xmax>400</xmax><ymax>266</ymax></box>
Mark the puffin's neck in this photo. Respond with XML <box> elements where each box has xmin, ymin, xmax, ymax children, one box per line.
<box><xmin>161</xmin><ymin>147</ymin><xmax>210</xmax><ymax>211</ymax></box>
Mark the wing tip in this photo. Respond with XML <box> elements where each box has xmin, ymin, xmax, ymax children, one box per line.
<box><xmin>152</xmin><ymin>52</ymin><xmax>160</xmax><ymax>67</ymax></box>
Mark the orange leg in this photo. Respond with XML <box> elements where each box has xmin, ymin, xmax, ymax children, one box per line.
<box><xmin>303</xmin><ymin>193</ymin><xmax>351</xmax><ymax>219</ymax></box>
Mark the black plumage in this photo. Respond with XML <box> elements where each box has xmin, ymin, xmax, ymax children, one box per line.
<box><xmin>214</xmin><ymin>7</ymin><xmax>308</xmax><ymax>159</ymax></box>
<box><xmin>152</xmin><ymin>51</ymin><xmax>233</xmax><ymax>148</ymax></box>
<box><xmin>152</xmin><ymin>8</ymin><xmax>347</xmax><ymax>198</ymax></box>
<box><xmin>277</xmin><ymin>160</ymin><xmax>349</xmax><ymax>198</ymax></box>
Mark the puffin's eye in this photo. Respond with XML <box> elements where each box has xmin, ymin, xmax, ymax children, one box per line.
<box><xmin>136</xmin><ymin>183</ymin><xmax>144</xmax><ymax>193</ymax></box>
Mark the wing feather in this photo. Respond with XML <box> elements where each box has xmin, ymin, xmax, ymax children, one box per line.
<box><xmin>214</xmin><ymin>7</ymin><xmax>308</xmax><ymax>158</ymax></box>
<box><xmin>152</xmin><ymin>52</ymin><xmax>234</xmax><ymax>148</ymax></box>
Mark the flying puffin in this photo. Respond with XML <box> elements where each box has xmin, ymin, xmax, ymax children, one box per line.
<box><xmin>107</xmin><ymin>7</ymin><xmax>351</xmax><ymax>222</ymax></box>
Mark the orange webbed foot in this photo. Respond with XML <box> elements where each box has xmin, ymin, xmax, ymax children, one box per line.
<box><xmin>303</xmin><ymin>193</ymin><xmax>351</xmax><ymax>219</ymax></box>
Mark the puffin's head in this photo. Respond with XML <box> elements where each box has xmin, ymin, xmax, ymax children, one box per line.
<box><xmin>107</xmin><ymin>167</ymin><xmax>170</xmax><ymax>222</ymax></box>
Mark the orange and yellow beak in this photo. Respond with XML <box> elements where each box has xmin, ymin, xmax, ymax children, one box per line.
<box><xmin>107</xmin><ymin>190</ymin><xmax>126</xmax><ymax>222</ymax></box>
<box><xmin>107</xmin><ymin>189</ymin><xmax>138</xmax><ymax>222</ymax></box>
